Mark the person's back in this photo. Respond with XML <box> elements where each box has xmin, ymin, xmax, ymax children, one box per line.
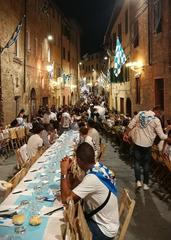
<box><xmin>61</xmin><ymin>142</ymin><xmax>119</xmax><ymax>240</ymax></box>
<box><xmin>73</xmin><ymin>170</ymin><xmax>119</xmax><ymax>237</ymax></box>
<box><xmin>124</xmin><ymin>106</ymin><xmax>168</xmax><ymax>190</ymax></box>
<box><xmin>61</xmin><ymin>112</ymin><xmax>71</xmax><ymax>129</ymax></box>
<box><xmin>27</xmin><ymin>134</ymin><xmax>43</xmax><ymax>159</ymax></box>
<box><xmin>129</xmin><ymin>110</ymin><xmax>167</xmax><ymax>147</ymax></box>
<box><xmin>88</xmin><ymin>127</ymin><xmax>100</xmax><ymax>151</ymax></box>
<box><xmin>27</xmin><ymin>122</ymin><xmax>44</xmax><ymax>159</ymax></box>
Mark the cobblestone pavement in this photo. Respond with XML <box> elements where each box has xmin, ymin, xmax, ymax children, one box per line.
<box><xmin>102</xmin><ymin>134</ymin><xmax>171</xmax><ymax>240</ymax></box>
<box><xmin>0</xmin><ymin>135</ymin><xmax>171</xmax><ymax>239</ymax></box>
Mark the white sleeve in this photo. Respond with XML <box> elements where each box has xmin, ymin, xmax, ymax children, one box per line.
<box><xmin>38</xmin><ymin>138</ymin><xmax>43</xmax><ymax>147</ymax></box>
<box><xmin>128</xmin><ymin>113</ymin><xmax>140</xmax><ymax>129</ymax></box>
<box><xmin>155</xmin><ymin>119</ymin><xmax>167</xmax><ymax>140</ymax></box>
<box><xmin>73</xmin><ymin>174</ymin><xmax>98</xmax><ymax>199</ymax></box>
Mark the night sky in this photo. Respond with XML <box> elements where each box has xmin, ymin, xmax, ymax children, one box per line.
<box><xmin>54</xmin><ymin>0</ymin><xmax>116</xmax><ymax>55</ymax></box>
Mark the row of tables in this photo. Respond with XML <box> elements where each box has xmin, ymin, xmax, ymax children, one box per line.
<box><xmin>0</xmin><ymin>130</ymin><xmax>79</xmax><ymax>240</ymax></box>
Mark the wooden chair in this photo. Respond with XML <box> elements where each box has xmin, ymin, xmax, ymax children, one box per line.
<box><xmin>2</xmin><ymin>129</ymin><xmax>11</xmax><ymax>153</ymax></box>
<box><xmin>15</xmin><ymin>144</ymin><xmax>28</xmax><ymax>169</ymax></box>
<box><xmin>16</xmin><ymin>127</ymin><xmax>26</xmax><ymax>146</ymax></box>
<box><xmin>62</xmin><ymin>200</ymin><xmax>92</xmax><ymax>240</ymax></box>
<box><xmin>75</xmin><ymin>202</ymin><xmax>92</xmax><ymax>240</ymax></box>
<box><xmin>9</xmin><ymin>128</ymin><xmax>19</xmax><ymax>151</ymax></box>
<box><xmin>61</xmin><ymin>200</ymin><xmax>77</xmax><ymax>240</ymax></box>
<box><xmin>9</xmin><ymin>168</ymin><xmax>27</xmax><ymax>190</ymax></box>
<box><xmin>117</xmin><ymin>189</ymin><xmax>135</xmax><ymax>240</ymax></box>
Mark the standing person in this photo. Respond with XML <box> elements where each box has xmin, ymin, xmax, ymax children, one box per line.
<box><xmin>123</xmin><ymin>106</ymin><xmax>170</xmax><ymax>190</ymax></box>
<box><xmin>61</xmin><ymin>143</ymin><xmax>119</xmax><ymax>240</ymax></box>
<box><xmin>79</xmin><ymin>127</ymin><xmax>98</xmax><ymax>159</ymax></box>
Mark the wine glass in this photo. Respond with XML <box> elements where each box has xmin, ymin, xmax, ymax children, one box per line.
<box><xmin>13</xmin><ymin>208</ymin><xmax>26</xmax><ymax>235</ymax></box>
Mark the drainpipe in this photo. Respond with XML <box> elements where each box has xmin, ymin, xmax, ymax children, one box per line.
<box><xmin>0</xmin><ymin>42</ymin><xmax>3</xmax><ymax>123</ymax></box>
<box><xmin>23</xmin><ymin>0</ymin><xmax>27</xmax><ymax>92</ymax></box>
<box><xmin>148</xmin><ymin>0</ymin><xmax>152</xmax><ymax>65</ymax></box>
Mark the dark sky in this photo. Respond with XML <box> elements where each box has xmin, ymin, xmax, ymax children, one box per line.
<box><xmin>54</xmin><ymin>0</ymin><xmax>116</xmax><ymax>55</ymax></box>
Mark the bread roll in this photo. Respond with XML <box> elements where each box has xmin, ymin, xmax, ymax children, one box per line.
<box><xmin>29</xmin><ymin>215</ymin><xmax>41</xmax><ymax>226</ymax></box>
<box><xmin>12</xmin><ymin>214</ymin><xmax>25</xmax><ymax>225</ymax></box>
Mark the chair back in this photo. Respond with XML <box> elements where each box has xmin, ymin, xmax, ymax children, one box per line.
<box><xmin>76</xmin><ymin>202</ymin><xmax>92</xmax><ymax>240</ymax></box>
<box><xmin>9</xmin><ymin>168</ymin><xmax>27</xmax><ymax>190</ymax></box>
<box><xmin>9</xmin><ymin>128</ymin><xmax>17</xmax><ymax>139</ymax></box>
<box><xmin>62</xmin><ymin>200</ymin><xmax>92</xmax><ymax>240</ymax></box>
<box><xmin>117</xmin><ymin>189</ymin><xmax>135</xmax><ymax>240</ymax></box>
<box><xmin>2</xmin><ymin>129</ymin><xmax>9</xmax><ymax>139</ymax></box>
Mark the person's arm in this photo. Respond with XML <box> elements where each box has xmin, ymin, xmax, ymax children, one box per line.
<box><xmin>155</xmin><ymin>119</ymin><xmax>168</xmax><ymax>140</ymax></box>
<box><xmin>123</xmin><ymin>114</ymin><xmax>139</xmax><ymax>142</ymax></box>
<box><xmin>60</xmin><ymin>157</ymin><xmax>80</xmax><ymax>204</ymax></box>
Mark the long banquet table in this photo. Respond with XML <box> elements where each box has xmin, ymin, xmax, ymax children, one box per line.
<box><xmin>0</xmin><ymin>130</ymin><xmax>79</xmax><ymax>240</ymax></box>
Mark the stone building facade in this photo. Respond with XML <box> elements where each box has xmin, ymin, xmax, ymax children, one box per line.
<box><xmin>79</xmin><ymin>52</ymin><xmax>109</xmax><ymax>96</ymax></box>
<box><xmin>104</xmin><ymin>0</ymin><xmax>171</xmax><ymax>121</ymax></box>
<box><xmin>0</xmin><ymin>0</ymin><xmax>80</xmax><ymax>124</ymax></box>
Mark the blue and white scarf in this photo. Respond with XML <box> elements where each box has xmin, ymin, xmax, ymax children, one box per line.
<box><xmin>87</xmin><ymin>162</ymin><xmax>117</xmax><ymax>196</ymax></box>
<box><xmin>139</xmin><ymin>111</ymin><xmax>155</xmax><ymax>129</ymax></box>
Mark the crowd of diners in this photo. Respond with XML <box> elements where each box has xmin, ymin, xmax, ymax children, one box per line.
<box><xmin>1</xmin><ymin>93</ymin><xmax>171</xmax><ymax>239</ymax></box>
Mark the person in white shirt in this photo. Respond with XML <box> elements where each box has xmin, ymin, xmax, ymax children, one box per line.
<box><xmin>61</xmin><ymin>142</ymin><xmax>119</xmax><ymax>240</ymax></box>
<box><xmin>79</xmin><ymin>127</ymin><xmax>98</xmax><ymax>160</ymax></box>
<box><xmin>87</xmin><ymin>119</ymin><xmax>100</xmax><ymax>154</ymax></box>
<box><xmin>49</xmin><ymin>111</ymin><xmax>57</xmax><ymax>121</ymax></box>
<box><xmin>61</xmin><ymin>109</ymin><xmax>71</xmax><ymax>132</ymax></box>
<box><xmin>27</xmin><ymin>123</ymin><xmax>44</xmax><ymax>159</ymax></box>
<box><xmin>123</xmin><ymin>106</ymin><xmax>171</xmax><ymax>190</ymax></box>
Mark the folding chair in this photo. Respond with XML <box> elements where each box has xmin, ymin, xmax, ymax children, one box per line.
<box><xmin>117</xmin><ymin>188</ymin><xmax>135</xmax><ymax>240</ymax></box>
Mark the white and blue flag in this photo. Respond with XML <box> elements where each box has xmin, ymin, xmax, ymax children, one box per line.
<box><xmin>114</xmin><ymin>37</ymin><xmax>127</xmax><ymax>77</ymax></box>
<box><xmin>0</xmin><ymin>16</ymin><xmax>25</xmax><ymax>54</ymax></box>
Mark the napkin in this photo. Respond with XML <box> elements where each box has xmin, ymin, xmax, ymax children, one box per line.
<box><xmin>0</xmin><ymin>218</ymin><xmax>13</xmax><ymax>227</ymax></box>
<box><xmin>40</xmin><ymin>203</ymin><xmax>63</xmax><ymax>216</ymax></box>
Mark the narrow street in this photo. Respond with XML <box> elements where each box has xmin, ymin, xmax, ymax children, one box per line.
<box><xmin>1</xmin><ymin>134</ymin><xmax>171</xmax><ymax>239</ymax></box>
<box><xmin>102</xmin><ymin>134</ymin><xmax>171</xmax><ymax>240</ymax></box>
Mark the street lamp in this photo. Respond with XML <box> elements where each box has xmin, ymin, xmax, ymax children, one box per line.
<box><xmin>47</xmin><ymin>34</ymin><xmax>53</xmax><ymax>41</ymax></box>
<box><xmin>47</xmin><ymin>64</ymin><xmax>53</xmax><ymax>72</ymax></box>
<box><xmin>104</xmin><ymin>56</ymin><xmax>108</xmax><ymax>60</ymax></box>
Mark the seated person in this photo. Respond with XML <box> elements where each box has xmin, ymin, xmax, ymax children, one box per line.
<box><xmin>27</xmin><ymin>122</ymin><xmax>44</xmax><ymax>159</ymax></box>
<box><xmin>87</xmin><ymin>119</ymin><xmax>100</xmax><ymax>154</ymax></box>
<box><xmin>48</xmin><ymin>125</ymin><xmax>58</xmax><ymax>144</ymax></box>
<box><xmin>162</xmin><ymin>130</ymin><xmax>171</xmax><ymax>161</ymax></box>
<box><xmin>61</xmin><ymin>142</ymin><xmax>119</xmax><ymax>240</ymax></box>
<box><xmin>79</xmin><ymin>127</ymin><xmax>98</xmax><ymax>160</ymax></box>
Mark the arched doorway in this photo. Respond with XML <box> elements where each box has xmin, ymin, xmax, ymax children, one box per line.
<box><xmin>71</xmin><ymin>92</ymin><xmax>74</xmax><ymax>105</ymax></box>
<box><xmin>30</xmin><ymin>88</ymin><xmax>36</xmax><ymax>119</ymax></box>
<box><xmin>63</xmin><ymin>96</ymin><xmax>65</xmax><ymax>106</ymax></box>
<box><xmin>126</xmin><ymin>98</ymin><xmax>132</xmax><ymax>117</ymax></box>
